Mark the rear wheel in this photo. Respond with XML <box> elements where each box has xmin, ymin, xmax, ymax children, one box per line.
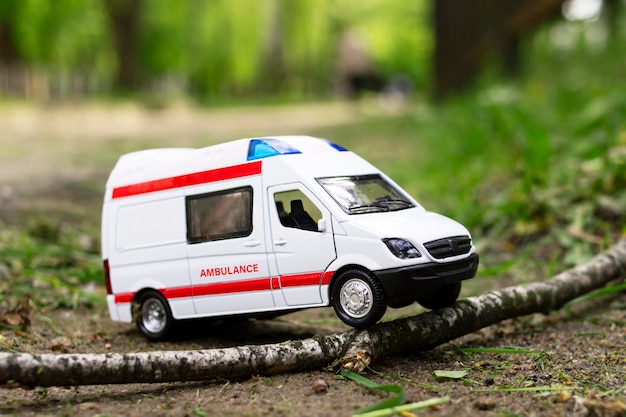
<box><xmin>331</xmin><ymin>269</ymin><xmax>386</xmax><ymax>328</ymax></box>
<box><xmin>135</xmin><ymin>291</ymin><xmax>174</xmax><ymax>341</ymax></box>
<box><xmin>415</xmin><ymin>282</ymin><xmax>462</xmax><ymax>310</ymax></box>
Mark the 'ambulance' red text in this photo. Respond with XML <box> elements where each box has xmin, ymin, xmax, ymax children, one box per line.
<box><xmin>200</xmin><ymin>264</ymin><xmax>259</xmax><ymax>278</ymax></box>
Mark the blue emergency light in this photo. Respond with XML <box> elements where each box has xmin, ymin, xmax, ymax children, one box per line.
<box><xmin>247</xmin><ymin>138</ymin><xmax>302</xmax><ymax>160</ymax></box>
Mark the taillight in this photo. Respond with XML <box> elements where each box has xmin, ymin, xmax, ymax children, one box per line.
<box><xmin>103</xmin><ymin>259</ymin><xmax>112</xmax><ymax>294</ymax></box>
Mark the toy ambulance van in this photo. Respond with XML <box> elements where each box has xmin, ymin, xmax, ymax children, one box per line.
<box><xmin>102</xmin><ymin>136</ymin><xmax>478</xmax><ymax>340</ymax></box>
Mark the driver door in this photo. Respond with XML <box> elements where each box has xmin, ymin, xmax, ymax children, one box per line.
<box><xmin>267</xmin><ymin>183</ymin><xmax>336</xmax><ymax>306</ymax></box>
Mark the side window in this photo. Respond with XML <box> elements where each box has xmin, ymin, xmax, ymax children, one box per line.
<box><xmin>186</xmin><ymin>186</ymin><xmax>253</xmax><ymax>243</ymax></box>
<box><xmin>274</xmin><ymin>190</ymin><xmax>322</xmax><ymax>232</ymax></box>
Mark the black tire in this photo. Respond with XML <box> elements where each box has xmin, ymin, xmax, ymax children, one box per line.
<box><xmin>134</xmin><ymin>291</ymin><xmax>174</xmax><ymax>341</ymax></box>
<box><xmin>415</xmin><ymin>282</ymin><xmax>462</xmax><ymax>310</ymax></box>
<box><xmin>330</xmin><ymin>269</ymin><xmax>386</xmax><ymax>328</ymax></box>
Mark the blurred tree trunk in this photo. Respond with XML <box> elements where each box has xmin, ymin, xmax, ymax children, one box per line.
<box><xmin>103</xmin><ymin>0</ymin><xmax>143</xmax><ymax>92</ymax></box>
<box><xmin>0</xmin><ymin>1</ymin><xmax>25</xmax><ymax>96</ymax></box>
<box><xmin>262</xmin><ymin>0</ymin><xmax>286</xmax><ymax>93</ymax></box>
<box><xmin>433</xmin><ymin>0</ymin><xmax>566</xmax><ymax>100</ymax></box>
<box><xmin>0</xmin><ymin>24</ymin><xmax>19</xmax><ymax>66</ymax></box>
<box><xmin>604</xmin><ymin>0</ymin><xmax>623</xmax><ymax>42</ymax></box>
<box><xmin>1</xmin><ymin>238</ymin><xmax>625</xmax><ymax>387</ymax></box>
<box><xmin>0</xmin><ymin>0</ymin><xmax>21</xmax><ymax>65</ymax></box>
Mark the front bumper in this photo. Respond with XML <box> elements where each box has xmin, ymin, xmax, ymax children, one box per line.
<box><xmin>374</xmin><ymin>253</ymin><xmax>479</xmax><ymax>300</ymax></box>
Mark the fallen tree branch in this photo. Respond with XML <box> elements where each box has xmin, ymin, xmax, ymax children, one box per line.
<box><xmin>1</xmin><ymin>238</ymin><xmax>625</xmax><ymax>387</ymax></box>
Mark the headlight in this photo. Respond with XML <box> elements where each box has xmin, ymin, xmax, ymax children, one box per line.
<box><xmin>383</xmin><ymin>238</ymin><xmax>421</xmax><ymax>259</ymax></box>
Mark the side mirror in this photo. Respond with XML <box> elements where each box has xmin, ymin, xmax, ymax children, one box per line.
<box><xmin>317</xmin><ymin>218</ymin><xmax>328</xmax><ymax>233</ymax></box>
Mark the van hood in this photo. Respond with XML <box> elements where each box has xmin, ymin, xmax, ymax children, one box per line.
<box><xmin>341</xmin><ymin>208</ymin><xmax>471</xmax><ymax>244</ymax></box>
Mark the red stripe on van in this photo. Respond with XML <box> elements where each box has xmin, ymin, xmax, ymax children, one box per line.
<box><xmin>191</xmin><ymin>278</ymin><xmax>271</xmax><ymax>297</ymax></box>
<box><xmin>113</xmin><ymin>270</ymin><xmax>336</xmax><ymax>304</ymax></box>
<box><xmin>321</xmin><ymin>270</ymin><xmax>334</xmax><ymax>285</ymax></box>
<box><xmin>115</xmin><ymin>292</ymin><xmax>135</xmax><ymax>303</ymax></box>
<box><xmin>112</xmin><ymin>160</ymin><xmax>262</xmax><ymax>199</ymax></box>
<box><xmin>280</xmin><ymin>272</ymin><xmax>324</xmax><ymax>288</ymax></box>
<box><xmin>161</xmin><ymin>286</ymin><xmax>193</xmax><ymax>299</ymax></box>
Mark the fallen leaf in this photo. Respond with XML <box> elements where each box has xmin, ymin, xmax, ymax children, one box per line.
<box><xmin>49</xmin><ymin>336</ymin><xmax>72</xmax><ymax>352</ymax></box>
<box><xmin>433</xmin><ymin>370</ymin><xmax>468</xmax><ymax>380</ymax></box>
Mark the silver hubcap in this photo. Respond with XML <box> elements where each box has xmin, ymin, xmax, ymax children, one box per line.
<box><xmin>142</xmin><ymin>298</ymin><xmax>167</xmax><ymax>333</ymax></box>
<box><xmin>339</xmin><ymin>278</ymin><xmax>373</xmax><ymax>318</ymax></box>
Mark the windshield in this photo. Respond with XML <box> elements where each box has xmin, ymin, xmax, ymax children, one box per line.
<box><xmin>317</xmin><ymin>174</ymin><xmax>415</xmax><ymax>214</ymax></box>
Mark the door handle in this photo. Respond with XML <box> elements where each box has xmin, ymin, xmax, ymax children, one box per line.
<box><xmin>244</xmin><ymin>239</ymin><xmax>261</xmax><ymax>247</ymax></box>
<box><xmin>274</xmin><ymin>238</ymin><xmax>287</xmax><ymax>246</ymax></box>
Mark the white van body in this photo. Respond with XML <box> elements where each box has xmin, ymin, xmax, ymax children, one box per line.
<box><xmin>102</xmin><ymin>136</ymin><xmax>478</xmax><ymax>340</ymax></box>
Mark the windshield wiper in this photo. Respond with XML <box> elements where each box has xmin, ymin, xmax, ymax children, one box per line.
<box><xmin>348</xmin><ymin>197</ymin><xmax>413</xmax><ymax>213</ymax></box>
<box><xmin>348</xmin><ymin>204</ymin><xmax>389</xmax><ymax>213</ymax></box>
<box><xmin>372</xmin><ymin>196</ymin><xmax>413</xmax><ymax>208</ymax></box>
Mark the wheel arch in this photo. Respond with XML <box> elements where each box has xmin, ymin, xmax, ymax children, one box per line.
<box><xmin>328</xmin><ymin>263</ymin><xmax>382</xmax><ymax>299</ymax></box>
<box><xmin>133</xmin><ymin>288</ymin><xmax>175</xmax><ymax>341</ymax></box>
<box><xmin>326</xmin><ymin>253</ymin><xmax>386</xmax><ymax>298</ymax></box>
<box><xmin>131</xmin><ymin>287</ymin><xmax>164</xmax><ymax>320</ymax></box>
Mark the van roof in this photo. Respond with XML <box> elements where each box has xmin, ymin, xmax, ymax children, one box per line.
<box><xmin>105</xmin><ymin>136</ymin><xmax>355</xmax><ymax>197</ymax></box>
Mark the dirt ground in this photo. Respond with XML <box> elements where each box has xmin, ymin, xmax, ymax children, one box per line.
<box><xmin>0</xmin><ymin>103</ymin><xmax>625</xmax><ymax>416</ymax></box>
<box><xmin>1</xmin><ymin>299</ymin><xmax>625</xmax><ymax>417</ymax></box>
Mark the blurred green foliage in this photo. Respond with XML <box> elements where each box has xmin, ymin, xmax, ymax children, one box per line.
<box><xmin>1</xmin><ymin>0</ymin><xmax>430</xmax><ymax>98</ymax></box>
<box><xmin>9</xmin><ymin>0</ymin><xmax>113</xmax><ymax>73</ymax></box>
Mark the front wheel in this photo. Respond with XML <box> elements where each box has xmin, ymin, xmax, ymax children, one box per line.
<box><xmin>415</xmin><ymin>282</ymin><xmax>462</xmax><ymax>310</ymax></box>
<box><xmin>331</xmin><ymin>269</ymin><xmax>386</xmax><ymax>328</ymax></box>
<box><xmin>134</xmin><ymin>291</ymin><xmax>174</xmax><ymax>341</ymax></box>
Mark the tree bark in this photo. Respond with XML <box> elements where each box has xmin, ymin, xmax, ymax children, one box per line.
<box><xmin>1</xmin><ymin>238</ymin><xmax>625</xmax><ymax>387</ymax></box>
<box><xmin>432</xmin><ymin>0</ymin><xmax>566</xmax><ymax>100</ymax></box>
<box><xmin>102</xmin><ymin>0</ymin><xmax>143</xmax><ymax>92</ymax></box>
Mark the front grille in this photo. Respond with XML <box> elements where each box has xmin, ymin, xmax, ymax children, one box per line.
<box><xmin>424</xmin><ymin>235</ymin><xmax>472</xmax><ymax>259</ymax></box>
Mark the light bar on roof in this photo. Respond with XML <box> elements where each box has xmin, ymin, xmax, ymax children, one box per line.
<box><xmin>247</xmin><ymin>138</ymin><xmax>302</xmax><ymax>161</ymax></box>
<box><xmin>325</xmin><ymin>140</ymin><xmax>348</xmax><ymax>152</ymax></box>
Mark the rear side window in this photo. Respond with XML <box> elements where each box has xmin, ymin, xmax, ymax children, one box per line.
<box><xmin>186</xmin><ymin>186</ymin><xmax>253</xmax><ymax>243</ymax></box>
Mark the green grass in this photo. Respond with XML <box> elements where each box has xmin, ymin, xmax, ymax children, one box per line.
<box><xmin>340</xmin><ymin>369</ymin><xmax>450</xmax><ymax>417</ymax></box>
<box><xmin>0</xmin><ymin>219</ymin><xmax>103</xmax><ymax>321</ymax></box>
